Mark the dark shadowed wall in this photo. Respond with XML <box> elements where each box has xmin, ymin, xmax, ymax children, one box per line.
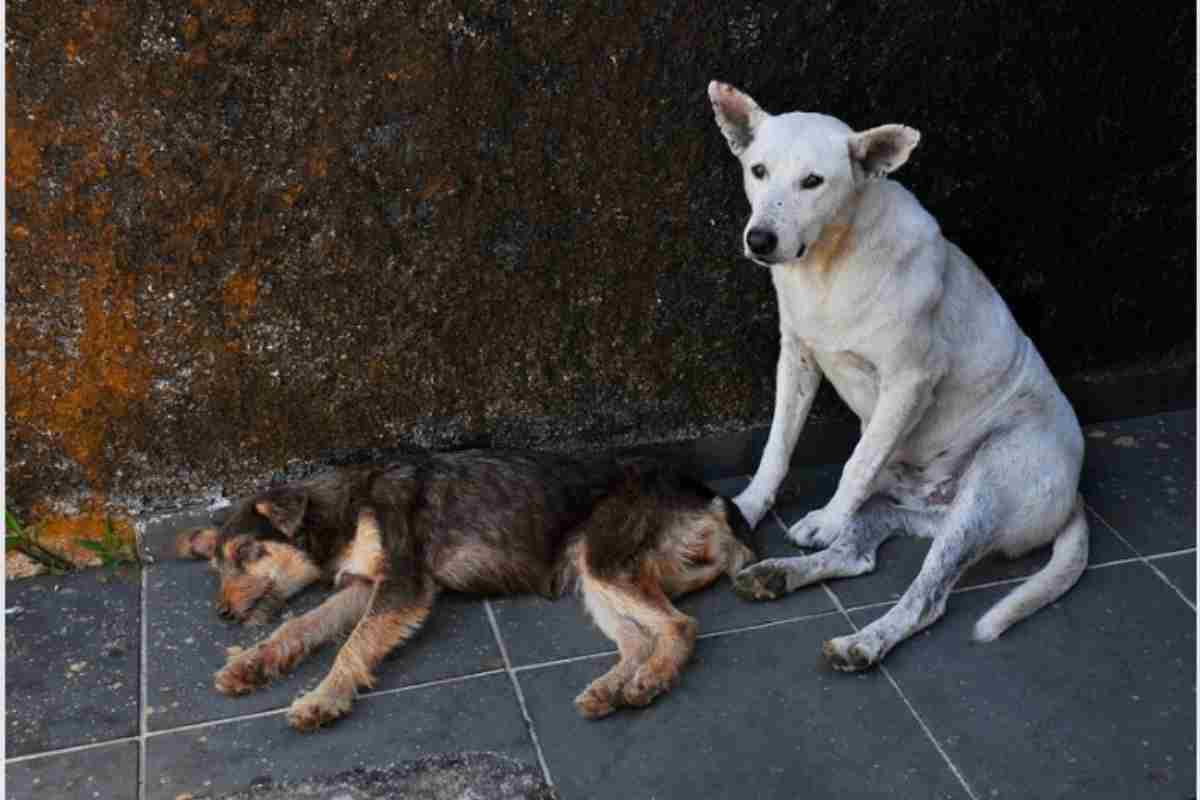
<box><xmin>6</xmin><ymin>0</ymin><xmax>1194</xmax><ymax>517</ymax></box>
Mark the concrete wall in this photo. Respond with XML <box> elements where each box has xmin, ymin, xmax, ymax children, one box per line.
<box><xmin>6</xmin><ymin>0</ymin><xmax>1194</xmax><ymax>518</ymax></box>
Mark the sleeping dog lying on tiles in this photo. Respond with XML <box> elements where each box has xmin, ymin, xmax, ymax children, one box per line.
<box><xmin>176</xmin><ymin>449</ymin><xmax>754</xmax><ymax>731</ymax></box>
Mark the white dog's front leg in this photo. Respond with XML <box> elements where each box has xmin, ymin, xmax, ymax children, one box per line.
<box><xmin>735</xmin><ymin>337</ymin><xmax>822</xmax><ymax>528</ymax></box>
<box><xmin>815</xmin><ymin>371</ymin><xmax>934</xmax><ymax>527</ymax></box>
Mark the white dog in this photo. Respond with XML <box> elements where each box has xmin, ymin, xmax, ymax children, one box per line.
<box><xmin>708</xmin><ymin>81</ymin><xmax>1088</xmax><ymax>671</ymax></box>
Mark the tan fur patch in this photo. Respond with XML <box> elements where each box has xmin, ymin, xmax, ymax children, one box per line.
<box><xmin>250</xmin><ymin>541</ymin><xmax>322</xmax><ymax>598</ymax></box>
<box><xmin>806</xmin><ymin>222</ymin><xmax>856</xmax><ymax>274</ymax></box>
<box><xmin>333</xmin><ymin>510</ymin><xmax>386</xmax><ymax>585</ymax></box>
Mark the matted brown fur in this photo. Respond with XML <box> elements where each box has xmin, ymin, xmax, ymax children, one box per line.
<box><xmin>177</xmin><ymin>450</ymin><xmax>754</xmax><ymax>731</ymax></box>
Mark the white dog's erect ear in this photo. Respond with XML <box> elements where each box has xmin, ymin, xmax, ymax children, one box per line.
<box><xmin>848</xmin><ymin>124</ymin><xmax>921</xmax><ymax>178</ymax></box>
<box><xmin>708</xmin><ymin>81</ymin><xmax>767</xmax><ymax>156</ymax></box>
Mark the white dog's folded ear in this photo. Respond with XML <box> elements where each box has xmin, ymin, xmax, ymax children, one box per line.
<box><xmin>708</xmin><ymin>81</ymin><xmax>767</xmax><ymax>156</ymax></box>
<box><xmin>848</xmin><ymin>125</ymin><xmax>921</xmax><ymax>178</ymax></box>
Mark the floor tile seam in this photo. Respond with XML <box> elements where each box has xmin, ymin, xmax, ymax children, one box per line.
<box><xmin>510</xmin><ymin>649</ymin><xmax>619</xmax><ymax>674</ymax></box>
<box><xmin>1142</xmin><ymin>559</ymin><xmax>1197</xmax><ymax>612</ymax></box>
<box><xmin>484</xmin><ymin>600</ymin><xmax>555</xmax><ymax>789</ymax></box>
<box><xmin>5</xmin><ymin>735</ymin><xmax>141</xmax><ymax>765</ymax></box>
<box><xmin>876</xmin><ymin>664</ymin><xmax>981</xmax><ymax>800</ymax></box>
<box><xmin>1143</xmin><ymin>547</ymin><xmax>1198</xmax><ymax>562</ymax></box>
<box><xmin>1081</xmin><ymin>499</ymin><xmax>1148</xmax><ymax>560</ymax></box>
<box><xmin>696</xmin><ymin>608</ymin><xmax>849</xmax><ymax>642</ymax></box>
<box><xmin>1084</xmin><ymin>499</ymin><xmax>1196</xmax><ymax>610</ymax></box>
<box><xmin>140</xmin><ymin>668</ymin><xmax>507</xmax><ymax>739</ymax></box>
<box><xmin>139</xmin><ymin>564</ymin><xmax>149</xmax><ymax>800</ymax></box>
<box><xmin>819</xmin><ymin>583</ymin><xmax>981</xmax><ymax>800</ymax></box>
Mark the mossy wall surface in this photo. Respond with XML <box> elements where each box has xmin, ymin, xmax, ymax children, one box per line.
<box><xmin>6</xmin><ymin>0</ymin><xmax>1194</xmax><ymax>515</ymax></box>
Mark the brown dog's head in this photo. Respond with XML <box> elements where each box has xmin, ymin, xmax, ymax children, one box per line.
<box><xmin>176</xmin><ymin>486</ymin><xmax>322</xmax><ymax>625</ymax></box>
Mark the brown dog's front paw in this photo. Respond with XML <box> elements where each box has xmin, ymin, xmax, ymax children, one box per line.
<box><xmin>574</xmin><ymin>681</ymin><xmax>622</xmax><ymax>720</ymax></box>
<box><xmin>287</xmin><ymin>688</ymin><xmax>352</xmax><ymax>732</ymax></box>
<box><xmin>214</xmin><ymin>648</ymin><xmax>270</xmax><ymax>695</ymax></box>
<box><xmin>622</xmin><ymin>664</ymin><xmax>678</xmax><ymax>708</ymax></box>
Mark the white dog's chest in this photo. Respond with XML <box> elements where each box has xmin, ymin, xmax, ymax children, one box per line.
<box><xmin>812</xmin><ymin>348</ymin><xmax>880</xmax><ymax>422</ymax></box>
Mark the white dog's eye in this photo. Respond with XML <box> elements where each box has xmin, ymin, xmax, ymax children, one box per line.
<box><xmin>801</xmin><ymin>173</ymin><xmax>824</xmax><ymax>189</ymax></box>
<box><xmin>751</xmin><ymin>164</ymin><xmax>767</xmax><ymax>179</ymax></box>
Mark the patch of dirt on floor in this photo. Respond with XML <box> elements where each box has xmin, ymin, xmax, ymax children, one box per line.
<box><xmin>216</xmin><ymin>752</ymin><xmax>557</xmax><ymax>800</ymax></box>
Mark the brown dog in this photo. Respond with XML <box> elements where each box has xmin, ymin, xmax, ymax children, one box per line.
<box><xmin>177</xmin><ymin>449</ymin><xmax>754</xmax><ymax>731</ymax></box>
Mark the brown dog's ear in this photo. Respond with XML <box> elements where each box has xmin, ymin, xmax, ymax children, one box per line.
<box><xmin>253</xmin><ymin>487</ymin><xmax>308</xmax><ymax>538</ymax></box>
<box><xmin>176</xmin><ymin>526</ymin><xmax>219</xmax><ymax>560</ymax></box>
<box><xmin>848</xmin><ymin>124</ymin><xmax>921</xmax><ymax>179</ymax></box>
<box><xmin>708</xmin><ymin>80</ymin><xmax>767</xmax><ymax>156</ymax></box>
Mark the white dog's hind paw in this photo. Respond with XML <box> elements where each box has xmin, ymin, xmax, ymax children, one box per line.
<box><xmin>822</xmin><ymin>633</ymin><xmax>883</xmax><ymax>672</ymax></box>
<box><xmin>786</xmin><ymin>507</ymin><xmax>842</xmax><ymax>549</ymax></box>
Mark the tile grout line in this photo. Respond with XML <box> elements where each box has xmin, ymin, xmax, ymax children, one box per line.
<box><xmin>1143</xmin><ymin>546</ymin><xmax>1198</xmax><ymax>561</ymax></box>
<box><xmin>484</xmin><ymin>600</ymin><xmax>554</xmax><ymax>788</ymax></box>
<box><xmin>138</xmin><ymin>668</ymin><xmax>509</xmax><ymax>740</ymax></box>
<box><xmin>512</xmin><ymin>649</ymin><xmax>618</xmax><ymax>675</ymax></box>
<box><xmin>697</xmin><ymin>608</ymin><xmax>848</xmax><ymax>641</ymax></box>
<box><xmin>1084</xmin><ymin>500</ymin><xmax>1196</xmax><ymax>612</ymax></box>
<box><xmin>821</xmin><ymin>583</ymin><xmax>981</xmax><ymax>800</ymax></box>
<box><xmin>360</xmin><ymin>668</ymin><xmax>508</xmax><ymax>702</ymax></box>
<box><xmin>5</xmin><ymin>736</ymin><xmax>142</xmax><ymax>765</ymax></box>
<box><xmin>139</xmin><ymin>564</ymin><xmax>149</xmax><ymax>800</ymax></box>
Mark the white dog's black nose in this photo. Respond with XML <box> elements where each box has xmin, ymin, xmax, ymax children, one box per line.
<box><xmin>746</xmin><ymin>228</ymin><xmax>777</xmax><ymax>256</ymax></box>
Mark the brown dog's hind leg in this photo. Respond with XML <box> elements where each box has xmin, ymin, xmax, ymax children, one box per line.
<box><xmin>575</xmin><ymin>546</ymin><xmax>698</xmax><ymax>717</ymax></box>
<box><xmin>287</xmin><ymin>576</ymin><xmax>437</xmax><ymax>732</ymax></box>
<box><xmin>621</xmin><ymin>570</ymin><xmax>697</xmax><ymax>709</ymax></box>
<box><xmin>575</xmin><ymin>565</ymin><xmax>655</xmax><ymax>719</ymax></box>
<box><xmin>214</xmin><ymin>579</ymin><xmax>374</xmax><ymax>696</ymax></box>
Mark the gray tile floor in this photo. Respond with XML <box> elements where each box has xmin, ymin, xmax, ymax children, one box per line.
<box><xmin>5</xmin><ymin>411</ymin><xmax>1196</xmax><ymax>799</ymax></box>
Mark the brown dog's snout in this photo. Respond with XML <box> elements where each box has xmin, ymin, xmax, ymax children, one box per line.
<box><xmin>218</xmin><ymin>577</ymin><xmax>263</xmax><ymax>620</ymax></box>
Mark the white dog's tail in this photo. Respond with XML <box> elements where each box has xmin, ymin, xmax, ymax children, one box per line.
<box><xmin>972</xmin><ymin>495</ymin><xmax>1089</xmax><ymax>642</ymax></box>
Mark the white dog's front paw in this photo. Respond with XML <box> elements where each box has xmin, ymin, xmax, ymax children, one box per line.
<box><xmin>786</xmin><ymin>506</ymin><xmax>846</xmax><ymax>549</ymax></box>
<box><xmin>732</xmin><ymin>490</ymin><xmax>770</xmax><ymax>530</ymax></box>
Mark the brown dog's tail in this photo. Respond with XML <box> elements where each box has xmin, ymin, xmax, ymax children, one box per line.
<box><xmin>972</xmin><ymin>495</ymin><xmax>1089</xmax><ymax>642</ymax></box>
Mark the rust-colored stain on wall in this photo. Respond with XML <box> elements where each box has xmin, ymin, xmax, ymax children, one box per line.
<box><xmin>222</xmin><ymin>272</ymin><xmax>259</xmax><ymax>320</ymax></box>
<box><xmin>5</xmin><ymin>0</ymin><xmax>1192</xmax><ymax>542</ymax></box>
<box><xmin>4</xmin><ymin>0</ymin><xmax>783</xmax><ymax>526</ymax></box>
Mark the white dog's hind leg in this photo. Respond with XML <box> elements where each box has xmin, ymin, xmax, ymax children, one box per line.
<box><xmin>823</xmin><ymin>513</ymin><xmax>991</xmax><ymax>671</ymax></box>
<box><xmin>735</xmin><ymin>339</ymin><xmax>822</xmax><ymax>528</ymax></box>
